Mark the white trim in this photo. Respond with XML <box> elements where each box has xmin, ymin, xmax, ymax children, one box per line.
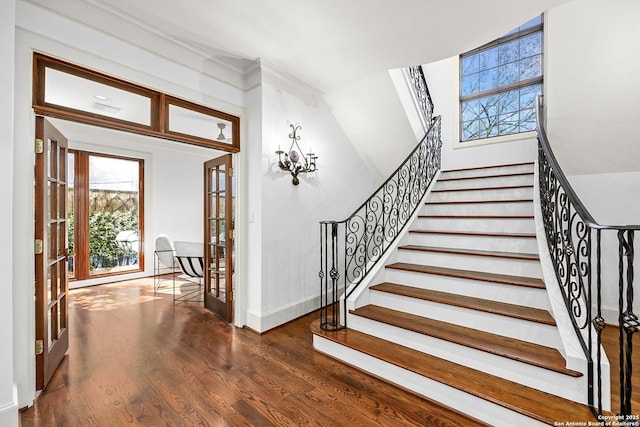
<box><xmin>22</xmin><ymin>0</ymin><xmax>249</xmax><ymax>90</ymax></box>
<box><xmin>254</xmin><ymin>60</ymin><xmax>323</xmax><ymax>107</ymax></box>
<box><xmin>454</xmin><ymin>130</ymin><xmax>537</xmax><ymax>149</ymax></box>
<box><xmin>245</xmin><ymin>293</ymin><xmax>321</xmax><ymax>333</ymax></box>
<box><xmin>0</xmin><ymin>385</ymin><xmax>19</xmax><ymax>427</ymax></box>
<box><xmin>15</xmin><ymin>2</ymin><xmax>246</xmax><ymax>113</ymax></box>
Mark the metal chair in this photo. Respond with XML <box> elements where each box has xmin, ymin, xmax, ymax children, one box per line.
<box><xmin>154</xmin><ymin>234</ymin><xmax>178</xmax><ymax>293</ymax></box>
<box><xmin>173</xmin><ymin>241</ymin><xmax>204</xmax><ymax>303</ymax></box>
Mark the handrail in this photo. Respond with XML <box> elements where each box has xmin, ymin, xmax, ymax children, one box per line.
<box><xmin>536</xmin><ymin>95</ymin><xmax>640</xmax><ymax>416</ymax></box>
<box><xmin>537</xmin><ymin>97</ymin><xmax>640</xmax><ymax>230</ymax></box>
<box><xmin>319</xmin><ymin>65</ymin><xmax>441</xmax><ymax>331</ymax></box>
<box><xmin>407</xmin><ymin>65</ymin><xmax>434</xmax><ymax>131</ymax></box>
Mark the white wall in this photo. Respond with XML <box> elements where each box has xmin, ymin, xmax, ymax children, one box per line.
<box><xmin>1</xmin><ymin>0</ymin><xmax>18</xmax><ymax>424</ymax></box>
<box><xmin>568</xmin><ymin>172</ymin><xmax>640</xmax><ymax>322</ymax></box>
<box><xmin>324</xmin><ymin>70</ymin><xmax>417</xmax><ymax>179</ymax></box>
<box><xmin>545</xmin><ymin>0</ymin><xmax>640</xmax><ymax>176</ymax></box>
<box><xmin>242</xmin><ymin>84</ymin><xmax>264</xmax><ymax>331</ymax></box>
<box><xmin>544</xmin><ymin>0</ymin><xmax>640</xmax><ymax>323</ymax></box>
<box><xmin>247</xmin><ymin>82</ymin><xmax>380</xmax><ymax>331</ymax></box>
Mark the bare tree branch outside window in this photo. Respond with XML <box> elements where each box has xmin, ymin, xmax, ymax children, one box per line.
<box><xmin>460</xmin><ymin>15</ymin><xmax>543</xmax><ymax>142</ymax></box>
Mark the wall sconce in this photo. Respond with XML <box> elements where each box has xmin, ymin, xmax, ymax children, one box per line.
<box><xmin>275</xmin><ymin>124</ymin><xmax>318</xmax><ymax>185</ymax></box>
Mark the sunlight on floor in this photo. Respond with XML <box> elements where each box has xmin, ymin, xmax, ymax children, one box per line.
<box><xmin>69</xmin><ymin>278</ymin><xmax>162</xmax><ymax>311</ymax></box>
<box><xmin>70</xmin><ymin>277</ymin><xmax>204</xmax><ymax>311</ymax></box>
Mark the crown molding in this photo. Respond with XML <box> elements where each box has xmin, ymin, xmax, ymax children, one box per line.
<box><xmin>21</xmin><ymin>0</ymin><xmax>249</xmax><ymax>90</ymax></box>
<box><xmin>20</xmin><ymin>0</ymin><xmax>325</xmax><ymax>106</ymax></box>
<box><xmin>258</xmin><ymin>60</ymin><xmax>324</xmax><ymax>107</ymax></box>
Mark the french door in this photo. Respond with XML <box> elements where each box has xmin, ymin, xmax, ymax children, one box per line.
<box><xmin>204</xmin><ymin>155</ymin><xmax>233</xmax><ymax>322</ymax></box>
<box><xmin>34</xmin><ymin>117</ymin><xmax>69</xmax><ymax>390</ymax></box>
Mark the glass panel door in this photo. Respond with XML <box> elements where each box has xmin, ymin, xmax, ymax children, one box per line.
<box><xmin>35</xmin><ymin>117</ymin><xmax>69</xmax><ymax>390</ymax></box>
<box><xmin>204</xmin><ymin>155</ymin><xmax>233</xmax><ymax>322</ymax></box>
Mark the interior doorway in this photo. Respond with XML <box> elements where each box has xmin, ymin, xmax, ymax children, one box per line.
<box><xmin>32</xmin><ymin>53</ymin><xmax>241</xmax><ymax>392</ymax></box>
<box><xmin>34</xmin><ymin>118</ymin><xmax>239</xmax><ymax>392</ymax></box>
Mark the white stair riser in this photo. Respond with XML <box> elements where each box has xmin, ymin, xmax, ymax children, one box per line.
<box><xmin>440</xmin><ymin>164</ymin><xmax>534</xmax><ymax>180</ymax></box>
<box><xmin>348</xmin><ymin>314</ymin><xmax>586</xmax><ymax>403</ymax></box>
<box><xmin>406</xmin><ymin>232</ymin><xmax>539</xmax><ymax>253</ymax></box>
<box><xmin>384</xmin><ymin>268</ymin><xmax>550</xmax><ymax>310</ymax></box>
<box><xmin>369</xmin><ymin>291</ymin><xmax>561</xmax><ymax>348</ymax></box>
<box><xmin>397</xmin><ymin>249</ymin><xmax>543</xmax><ymax>279</ymax></box>
<box><xmin>423</xmin><ymin>201</ymin><xmax>534</xmax><ymax>216</ymax></box>
<box><xmin>429</xmin><ymin>187</ymin><xmax>533</xmax><ymax>202</ymax></box>
<box><xmin>313</xmin><ymin>335</ymin><xmax>548</xmax><ymax>427</ymax></box>
<box><xmin>435</xmin><ymin>174</ymin><xmax>533</xmax><ymax>190</ymax></box>
<box><xmin>414</xmin><ymin>217</ymin><xmax>535</xmax><ymax>233</ymax></box>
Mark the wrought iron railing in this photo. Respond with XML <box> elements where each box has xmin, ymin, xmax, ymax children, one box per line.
<box><xmin>319</xmin><ymin>66</ymin><xmax>441</xmax><ymax>331</ymax></box>
<box><xmin>537</xmin><ymin>95</ymin><xmax>640</xmax><ymax>416</ymax></box>
<box><xmin>407</xmin><ymin>65</ymin><xmax>434</xmax><ymax>129</ymax></box>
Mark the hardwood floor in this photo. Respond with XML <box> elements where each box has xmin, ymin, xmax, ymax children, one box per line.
<box><xmin>20</xmin><ymin>278</ymin><xmax>487</xmax><ymax>426</ymax></box>
<box><xmin>601</xmin><ymin>325</ymin><xmax>640</xmax><ymax>414</ymax></box>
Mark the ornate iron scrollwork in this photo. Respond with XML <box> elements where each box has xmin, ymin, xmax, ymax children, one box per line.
<box><xmin>319</xmin><ymin>66</ymin><xmax>440</xmax><ymax>331</ymax></box>
<box><xmin>537</xmin><ymin>96</ymin><xmax>640</xmax><ymax>416</ymax></box>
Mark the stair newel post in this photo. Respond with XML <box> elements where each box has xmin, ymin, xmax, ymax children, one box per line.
<box><xmin>319</xmin><ymin>222</ymin><xmax>327</xmax><ymax>329</ymax></box>
<box><xmin>331</xmin><ymin>221</ymin><xmax>340</xmax><ymax>329</ymax></box>
<box><xmin>319</xmin><ymin>221</ymin><xmax>345</xmax><ymax>331</ymax></box>
<box><xmin>618</xmin><ymin>229</ymin><xmax>637</xmax><ymax>415</ymax></box>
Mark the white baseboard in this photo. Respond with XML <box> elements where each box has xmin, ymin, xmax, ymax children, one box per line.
<box><xmin>0</xmin><ymin>385</ymin><xmax>19</xmax><ymax>427</ymax></box>
<box><xmin>601</xmin><ymin>305</ymin><xmax>623</xmax><ymax>326</ymax></box>
<box><xmin>245</xmin><ymin>292</ymin><xmax>333</xmax><ymax>333</ymax></box>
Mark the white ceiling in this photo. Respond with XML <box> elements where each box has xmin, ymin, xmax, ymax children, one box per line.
<box><xmin>25</xmin><ymin>0</ymin><xmax>569</xmax><ymax>92</ymax></box>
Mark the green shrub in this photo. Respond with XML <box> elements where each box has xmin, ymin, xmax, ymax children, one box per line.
<box><xmin>88</xmin><ymin>210</ymin><xmax>138</xmax><ymax>269</ymax></box>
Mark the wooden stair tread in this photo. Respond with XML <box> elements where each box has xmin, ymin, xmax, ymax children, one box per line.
<box><xmin>425</xmin><ymin>199</ymin><xmax>533</xmax><ymax>205</ymax></box>
<box><xmin>386</xmin><ymin>262</ymin><xmax>546</xmax><ymax>289</ymax></box>
<box><xmin>311</xmin><ymin>320</ymin><xmax>596</xmax><ymax>425</ymax></box>
<box><xmin>438</xmin><ymin>171</ymin><xmax>534</xmax><ymax>182</ymax></box>
<box><xmin>410</xmin><ymin>229</ymin><xmax>536</xmax><ymax>239</ymax></box>
<box><xmin>351</xmin><ymin>303</ymin><xmax>576</xmax><ymax>375</ymax></box>
<box><xmin>399</xmin><ymin>244</ymin><xmax>540</xmax><ymax>261</ymax></box>
<box><xmin>370</xmin><ymin>283</ymin><xmax>555</xmax><ymax>326</ymax></box>
<box><xmin>432</xmin><ymin>184</ymin><xmax>533</xmax><ymax>193</ymax></box>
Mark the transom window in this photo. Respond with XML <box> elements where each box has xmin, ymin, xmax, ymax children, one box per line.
<box><xmin>460</xmin><ymin>15</ymin><xmax>543</xmax><ymax>142</ymax></box>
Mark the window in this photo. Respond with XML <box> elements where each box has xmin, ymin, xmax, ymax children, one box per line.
<box><xmin>68</xmin><ymin>151</ymin><xmax>144</xmax><ymax>280</ymax></box>
<box><xmin>33</xmin><ymin>53</ymin><xmax>240</xmax><ymax>152</ymax></box>
<box><xmin>460</xmin><ymin>15</ymin><xmax>543</xmax><ymax>142</ymax></box>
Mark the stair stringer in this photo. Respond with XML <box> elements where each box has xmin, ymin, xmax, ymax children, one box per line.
<box><xmin>532</xmin><ymin>161</ymin><xmax>612</xmax><ymax>411</ymax></box>
<box><xmin>340</xmin><ymin>170</ymin><xmax>441</xmax><ymax>320</ymax></box>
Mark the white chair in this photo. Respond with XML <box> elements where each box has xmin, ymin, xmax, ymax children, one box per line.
<box><xmin>154</xmin><ymin>234</ymin><xmax>178</xmax><ymax>293</ymax></box>
<box><xmin>173</xmin><ymin>241</ymin><xmax>204</xmax><ymax>303</ymax></box>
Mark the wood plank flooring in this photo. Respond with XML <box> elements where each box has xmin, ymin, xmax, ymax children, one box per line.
<box><xmin>20</xmin><ymin>278</ymin><xmax>487</xmax><ymax>426</ymax></box>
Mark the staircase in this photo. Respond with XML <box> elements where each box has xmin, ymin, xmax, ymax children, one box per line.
<box><xmin>312</xmin><ymin>162</ymin><xmax>600</xmax><ymax>426</ymax></box>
